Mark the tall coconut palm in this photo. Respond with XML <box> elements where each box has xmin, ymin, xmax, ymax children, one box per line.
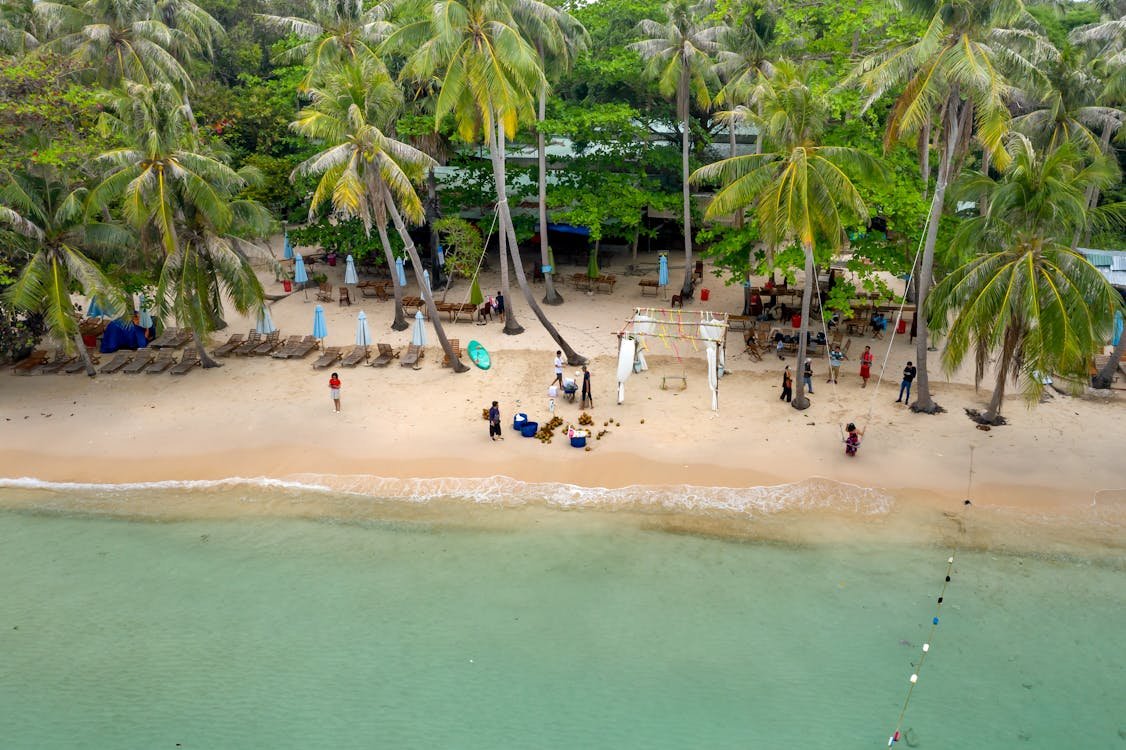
<box><xmin>928</xmin><ymin>135</ymin><xmax>1124</xmax><ymax>423</ymax></box>
<box><xmin>87</xmin><ymin>82</ymin><xmax>270</xmax><ymax>367</ymax></box>
<box><xmin>712</xmin><ymin>0</ymin><xmax>775</xmax><ymax>157</ymax></box>
<box><xmin>1</xmin><ymin>164</ymin><xmax>127</xmax><ymax>375</ymax></box>
<box><xmin>1012</xmin><ymin>53</ymin><xmax>1123</xmax><ymax>157</ymax></box>
<box><xmin>0</xmin><ymin>0</ymin><xmax>40</xmax><ymax>53</ymax></box>
<box><xmin>692</xmin><ymin>62</ymin><xmax>882</xmax><ymax>410</ymax></box>
<box><xmin>854</xmin><ymin>0</ymin><xmax>1047</xmax><ymax>413</ymax></box>
<box><xmin>630</xmin><ymin>0</ymin><xmax>721</xmax><ymax>299</ymax></box>
<box><xmin>388</xmin><ymin>0</ymin><xmax>587</xmax><ymax>364</ymax></box>
<box><xmin>290</xmin><ymin>61</ymin><xmax>413</xmax><ymax>332</ymax></box>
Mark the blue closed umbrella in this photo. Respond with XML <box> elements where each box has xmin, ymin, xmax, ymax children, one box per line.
<box><xmin>294</xmin><ymin>253</ymin><xmax>309</xmax><ymax>301</ymax></box>
<box><xmin>422</xmin><ymin>269</ymin><xmax>431</xmax><ymax>295</ymax></box>
<box><xmin>86</xmin><ymin>297</ymin><xmax>109</xmax><ymax>318</ymax></box>
<box><xmin>283</xmin><ymin>231</ymin><xmax>294</xmax><ymax>260</ymax></box>
<box><xmin>658</xmin><ymin>254</ymin><xmax>669</xmax><ymax>287</ymax></box>
<box><xmin>395</xmin><ymin>257</ymin><xmax>406</xmax><ymax>287</ymax></box>
<box><xmin>1114</xmin><ymin>310</ymin><xmax>1123</xmax><ymax>347</ymax></box>
<box><xmin>355</xmin><ymin>310</ymin><xmax>371</xmax><ymax>347</ymax></box>
<box><xmin>256</xmin><ymin>306</ymin><xmax>276</xmax><ymax>334</ymax></box>
<box><xmin>410</xmin><ymin>309</ymin><xmax>427</xmax><ymax>347</ymax></box>
<box><xmin>344</xmin><ymin>254</ymin><xmax>358</xmax><ymax>285</ymax></box>
<box><xmin>312</xmin><ymin>304</ymin><xmax>328</xmax><ymax>343</ymax></box>
<box><xmin>138</xmin><ymin>305</ymin><xmax>154</xmax><ymax>329</ymax></box>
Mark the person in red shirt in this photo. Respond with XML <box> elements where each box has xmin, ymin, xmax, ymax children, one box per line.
<box><xmin>328</xmin><ymin>372</ymin><xmax>342</xmax><ymax>413</ymax></box>
<box><xmin>860</xmin><ymin>345</ymin><xmax>874</xmax><ymax>388</ymax></box>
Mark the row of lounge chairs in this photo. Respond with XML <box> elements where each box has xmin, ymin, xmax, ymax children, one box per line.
<box><xmin>98</xmin><ymin>348</ymin><xmax>200</xmax><ymax>375</ymax></box>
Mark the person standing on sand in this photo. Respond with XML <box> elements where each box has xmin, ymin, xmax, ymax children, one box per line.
<box><xmin>550</xmin><ymin>350</ymin><xmax>564</xmax><ymax>388</ymax></box>
<box><xmin>860</xmin><ymin>345</ymin><xmax>874</xmax><ymax>388</ymax></box>
<box><xmin>328</xmin><ymin>372</ymin><xmax>342</xmax><ymax>413</ymax></box>
<box><xmin>780</xmin><ymin>365</ymin><xmax>792</xmax><ymax>402</ymax></box>
<box><xmin>828</xmin><ymin>345</ymin><xmax>843</xmax><ymax>383</ymax></box>
<box><xmin>495</xmin><ymin>291</ymin><xmax>505</xmax><ymax>322</ymax></box>
<box><xmin>488</xmin><ymin>400</ymin><xmax>503</xmax><ymax>441</ymax></box>
<box><xmin>803</xmin><ymin>358</ymin><xmax>814</xmax><ymax>394</ymax></box>
<box><xmin>897</xmin><ymin>361</ymin><xmax>917</xmax><ymax>403</ymax></box>
<box><xmin>581</xmin><ymin>364</ymin><xmax>593</xmax><ymax>408</ymax></box>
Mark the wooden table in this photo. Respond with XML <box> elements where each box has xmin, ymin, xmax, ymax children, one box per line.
<box><xmin>639</xmin><ymin>279</ymin><xmax>660</xmax><ymax>297</ymax></box>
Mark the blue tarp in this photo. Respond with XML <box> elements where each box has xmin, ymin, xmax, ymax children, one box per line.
<box><xmin>99</xmin><ymin>319</ymin><xmax>149</xmax><ymax>353</ymax></box>
<box><xmin>547</xmin><ymin>222</ymin><xmax>591</xmax><ymax>237</ymax></box>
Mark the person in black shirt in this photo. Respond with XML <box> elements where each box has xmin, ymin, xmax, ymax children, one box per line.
<box><xmin>897</xmin><ymin>361</ymin><xmax>917</xmax><ymax>403</ymax></box>
<box><xmin>488</xmin><ymin>401</ymin><xmax>503</xmax><ymax>440</ymax></box>
<box><xmin>780</xmin><ymin>366</ymin><xmax>792</xmax><ymax>402</ymax></box>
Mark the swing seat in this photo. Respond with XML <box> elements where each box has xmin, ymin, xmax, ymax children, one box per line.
<box><xmin>661</xmin><ymin>375</ymin><xmax>687</xmax><ymax>391</ymax></box>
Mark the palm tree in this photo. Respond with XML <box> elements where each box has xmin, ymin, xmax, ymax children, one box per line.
<box><xmin>712</xmin><ymin>0</ymin><xmax>775</xmax><ymax>157</ymax></box>
<box><xmin>928</xmin><ymin>136</ymin><xmax>1124</xmax><ymax>423</ymax></box>
<box><xmin>1012</xmin><ymin>53</ymin><xmax>1123</xmax><ymax>157</ymax></box>
<box><xmin>87</xmin><ymin>82</ymin><xmax>270</xmax><ymax>367</ymax></box>
<box><xmin>1</xmin><ymin>164</ymin><xmax>127</xmax><ymax>375</ymax></box>
<box><xmin>256</xmin><ymin>0</ymin><xmax>391</xmax><ymax>89</ymax></box>
<box><xmin>854</xmin><ymin>0</ymin><xmax>1047</xmax><ymax>413</ymax></box>
<box><xmin>692</xmin><ymin>62</ymin><xmax>881</xmax><ymax>410</ymax></box>
<box><xmin>630</xmin><ymin>0</ymin><xmax>720</xmax><ymax>299</ymax></box>
<box><xmin>34</xmin><ymin>0</ymin><xmax>220</xmax><ymax>88</ymax></box>
<box><xmin>0</xmin><ymin>0</ymin><xmax>40</xmax><ymax>53</ymax></box>
<box><xmin>290</xmin><ymin>62</ymin><xmax>414</xmax><ymax>332</ymax></box>
<box><xmin>388</xmin><ymin>0</ymin><xmax>587</xmax><ymax>364</ymax></box>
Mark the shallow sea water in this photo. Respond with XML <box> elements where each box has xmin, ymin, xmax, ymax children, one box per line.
<box><xmin>0</xmin><ymin>488</ymin><xmax>1123</xmax><ymax>749</ymax></box>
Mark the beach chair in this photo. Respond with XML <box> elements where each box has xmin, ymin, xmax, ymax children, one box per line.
<box><xmin>316</xmin><ymin>283</ymin><xmax>333</xmax><ymax>302</ymax></box>
<box><xmin>400</xmin><ymin>343</ymin><xmax>424</xmax><ymax>368</ymax></box>
<box><xmin>169</xmin><ymin>349</ymin><xmax>200</xmax><ymax>375</ymax></box>
<box><xmin>338</xmin><ymin>287</ymin><xmax>351</xmax><ymax>306</ymax></box>
<box><xmin>34</xmin><ymin>352</ymin><xmax>77</xmax><ymax>375</ymax></box>
<box><xmin>312</xmin><ymin>346</ymin><xmax>342</xmax><ymax>369</ymax></box>
<box><xmin>268</xmin><ymin>335</ymin><xmax>302</xmax><ymax>359</ymax></box>
<box><xmin>341</xmin><ymin>346</ymin><xmax>368</xmax><ymax>367</ymax></box>
<box><xmin>98</xmin><ymin>351</ymin><xmax>133</xmax><ymax>374</ymax></box>
<box><xmin>369</xmin><ymin>343</ymin><xmax>398</xmax><ymax>367</ymax></box>
<box><xmin>289</xmin><ymin>336</ymin><xmax>319</xmax><ymax>359</ymax></box>
<box><xmin>12</xmin><ymin>350</ymin><xmax>48</xmax><ymax>375</ymax></box>
<box><xmin>62</xmin><ymin>352</ymin><xmax>98</xmax><ymax>374</ymax></box>
<box><xmin>233</xmin><ymin>331</ymin><xmax>263</xmax><ymax>355</ymax></box>
<box><xmin>145</xmin><ymin>351</ymin><xmax>176</xmax><ymax>374</ymax></box>
<box><xmin>122</xmin><ymin>349</ymin><xmax>155</xmax><ymax>373</ymax></box>
<box><xmin>250</xmin><ymin>330</ymin><xmax>282</xmax><ymax>356</ymax></box>
<box><xmin>212</xmin><ymin>333</ymin><xmax>245</xmax><ymax>357</ymax></box>
<box><xmin>442</xmin><ymin>339</ymin><xmax>461</xmax><ymax>368</ymax></box>
<box><xmin>693</xmin><ymin>260</ymin><xmax>704</xmax><ymax>281</ymax></box>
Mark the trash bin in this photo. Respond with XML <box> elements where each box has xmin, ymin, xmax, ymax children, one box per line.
<box><xmin>700</xmin><ymin>288</ymin><xmax>710</xmax><ymax>301</ymax></box>
<box><xmin>792</xmin><ymin>313</ymin><xmax>802</xmax><ymax>329</ymax></box>
<box><xmin>282</xmin><ymin>280</ymin><xmax>292</xmax><ymax>292</ymax></box>
<box><xmin>521</xmin><ymin>422</ymin><xmax>539</xmax><ymax>437</ymax></box>
<box><xmin>897</xmin><ymin>318</ymin><xmax>908</xmax><ymax>335</ymax></box>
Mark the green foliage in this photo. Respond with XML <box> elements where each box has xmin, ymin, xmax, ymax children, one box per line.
<box><xmin>434</xmin><ymin>217</ymin><xmax>484</xmax><ymax>280</ymax></box>
<box><xmin>290</xmin><ymin>218</ymin><xmax>392</xmax><ymax>261</ymax></box>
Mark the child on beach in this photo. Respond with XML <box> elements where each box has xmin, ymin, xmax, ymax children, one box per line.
<box><xmin>860</xmin><ymin>345</ymin><xmax>874</xmax><ymax>388</ymax></box>
<box><xmin>780</xmin><ymin>366</ymin><xmax>792</xmax><ymax>402</ymax></box>
<box><xmin>328</xmin><ymin>372</ymin><xmax>341</xmax><ymax>413</ymax></box>
<box><xmin>488</xmin><ymin>401</ymin><xmax>503</xmax><ymax>441</ymax></box>
<box><xmin>844</xmin><ymin>422</ymin><xmax>864</xmax><ymax>456</ymax></box>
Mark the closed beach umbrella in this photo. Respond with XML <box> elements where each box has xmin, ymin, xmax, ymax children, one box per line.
<box><xmin>283</xmin><ymin>231</ymin><xmax>294</xmax><ymax>260</ymax></box>
<box><xmin>658</xmin><ymin>254</ymin><xmax>669</xmax><ymax>287</ymax></box>
<box><xmin>395</xmin><ymin>257</ymin><xmax>406</xmax><ymax>287</ymax></box>
<box><xmin>312</xmin><ymin>304</ymin><xmax>328</xmax><ymax>343</ymax></box>
<box><xmin>355</xmin><ymin>310</ymin><xmax>371</xmax><ymax>347</ymax></box>
<box><xmin>138</xmin><ymin>304</ymin><xmax>154</xmax><ymax>329</ymax></box>
<box><xmin>411</xmin><ymin>309</ymin><xmax>427</xmax><ymax>347</ymax></box>
<box><xmin>294</xmin><ymin>253</ymin><xmax>309</xmax><ymax>300</ymax></box>
<box><xmin>344</xmin><ymin>254</ymin><xmax>358</xmax><ymax>285</ymax></box>
<box><xmin>256</xmin><ymin>306</ymin><xmax>276</xmax><ymax>334</ymax></box>
<box><xmin>423</xmin><ymin>269</ymin><xmax>431</xmax><ymax>293</ymax></box>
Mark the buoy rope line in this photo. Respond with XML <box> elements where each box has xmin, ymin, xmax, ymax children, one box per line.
<box><xmin>886</xmin><ymin>447</ymin><xmax>974</xmax><ymax>747</ymax></box>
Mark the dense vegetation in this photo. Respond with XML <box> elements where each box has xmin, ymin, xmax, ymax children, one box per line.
<box><xmin>0</xmin><ymin>0</ymin><xmax>1123</xmax><ymax>416</ymax></box>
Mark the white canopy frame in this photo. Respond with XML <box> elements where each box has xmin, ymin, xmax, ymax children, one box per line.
<box><xmin>615</xmin><ymin>307</ymin><xmax>730</xmax><ymax>410</ymax></box>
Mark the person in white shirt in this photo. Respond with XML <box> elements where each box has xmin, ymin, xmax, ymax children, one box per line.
<box><xmin>550</xmin><ymin>350</ymin><xmax>564</xmax><ymax>388</ymax></box>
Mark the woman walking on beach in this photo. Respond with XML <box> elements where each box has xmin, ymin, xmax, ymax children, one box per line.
<box><xmin>860</xmin><ymin>345</ymin><xmax>874</xmax><ymax>388</ymax></box>
<box><xmin>328</xmin><ymin>372</ymin><xmax>342</xmax><ymax>413</ymax></box>
<box><xmin>488</xmin><ymin>401</ymin><xmax>503</xmax><ymax>441</ymax></box>
<box><xmin>780</xmin><ymin>366</ymin><xmax>792</xmax><ymax>402</ymax></box>
<box><xmin>581</xmin><ymin>365</ymin><xmax>593</xmax><ymax>408</ymax></box>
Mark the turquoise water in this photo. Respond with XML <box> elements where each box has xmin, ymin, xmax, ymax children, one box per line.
<box><xmin>0</xmin><ymin>498</ymin><xmax>1123</xmax><ymax>749</ymax></box>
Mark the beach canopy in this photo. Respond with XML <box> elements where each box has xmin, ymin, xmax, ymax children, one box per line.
<box><xmin>312</xmin><ymin>304</ymin><xmax>327</xmax><ymax>340</ymax></box>
<box><xmin>658</xmin><ymin>255</ymin><xmax>669</xmax><ymax>287</ymax></box>
<box><xmin>411</xmin><ymin>309</ymin><xmax>427</xmax><ymax>347</ymax></box>
<box><xmin>256</xmin><ymin>306</ymin><xmax>276</xmax><ymax>334</ymax></box>
<box><xmin>395</xmin><ymin>257</ymin><xmax>406</xmax><ymax>287</ymax></box>
<box><xmin>344</xmin><ymin>254</ymin><xmax>358</xmax><ymax>285</ymax></box>
<box><xmin>294</xmin><ymin>253</ymin><xmax>308</xmax><ymax>284</ymax></box>
<box><xmin>283</xmin><ymin>231</ymin><xmax>294</xmax><ymax>260</ymax></box>
<box><xmin>355</xmin><ymin>310</ymin><xmax>371</xmax><ymax>347</ymax></box>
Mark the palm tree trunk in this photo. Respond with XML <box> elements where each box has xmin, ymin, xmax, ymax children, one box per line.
<box><xmin>791</xmin><ymin>245</ymin><xmax>815</xmax><ymax>410</ymax></box>
<box><xmin>979</xmin><ymin>147</ymin><xmax>991</xmax><ymax>216</ymax></box>
<box><xmin>538</xmin><ymin>83</ymin><xmax>562</xmax><ymax>305</ymax></box>
<box><xmin>919</xmin><ymin>115</ymin><xmax>930</xmax><ymax>200</ymax></box>
<box><xmin>382</xmin><ymin>187</ymin><xmax>469</xmax><ymax>373</ymax></box>
<box><xmin>1093</xmin><ymin>320</ymin><xmax>1126</xmax><ymax>389</ymax></box>
<box><xmin>376</xmin><ymin>219</ymin><xmax>409</xmax><ymax>331</ymax></box>
<box><xmin>194</xmin><ymin>329</ymin><xmax>221</xmax><ymax>368</ymax></box>
<box><xmin>73</xmin><ymin>332</ymin><xmax>96</xmax><ymax>377</ymax></box>
<box><xmin>913</xmin><ymin>97</ymin><xmax>964</xmax><ymax>414</ymax></box>
<box><xmin>491</xmin><ymin>118</ymin><xmax>587</xmax><ymax>365</ymax></box>
<box><xmin>1073</xmin><ymin>123</ymin><xmax>1114</xmax><ymax>249</ymax></box>
<box><xmin>982</xmin><ymin>332</ymin><xmax>1016</xmax><ymax>423</ymax></box>
<box><xmin>679</xmin><ymin>70</ymin><xmax>694</xmax><ymax>298</ymax></box>
<box><xmin>493</xmin><ymin>126</ymin><xmax>523</xmax><ymax>335</ymax></box>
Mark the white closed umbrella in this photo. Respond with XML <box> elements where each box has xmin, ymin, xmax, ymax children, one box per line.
<box><xmin>355</xmin><ymin>310</ymin><xmax>371</xmax><ymax>347</ymax></box>
<box><xmin>256</xmin><ymin>306</ymin><xmax>276</xmax><ymax>334</ymax></box>
<box><xmin>344</xmin><ymin>254</ymin><xmax>358</xmax><ymax>285</ymax></box>
<box><xmin>410</xmin><ymin>310</ymin><xmax>427</xmax><ymax>347</ymax></box>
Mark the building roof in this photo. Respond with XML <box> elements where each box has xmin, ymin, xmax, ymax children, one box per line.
<box><xmin>1079</xmin><ymin>248</ymin><xmax>1126</xmax><ymax>289</ymax></box>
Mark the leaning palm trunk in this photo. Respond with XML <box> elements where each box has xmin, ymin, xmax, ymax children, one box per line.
<box><xmin>490</xmin><ymin>119</ymin><xmax>587</xmax><ymax>364</ymax></box>
<box><xmin>497</xmin><ymin>204</ymin><xmax>524</xmax><ymax>335</ymax></box>
<box><xmin>376</xmin><ymin>219</ymin><xmax>409</xmax><ymax>331</ymax></box>
<box><xmin>72</xmin><ymin>331</ymin><xmax>96</xmax><ymax>376</ymax></box>
<box><xmin>1093</xmin><ymin>328</ymin><xmax>1126</xmax><ymax>389</ymax></box>
<box><xmin>382</xmin><ymin>186</ymin><xmax>468</xmax><ymax>373</ymax></box>
<box><xmin>678</xmin><ymin>71</ymin><xmax>694</xmax><ymax>298</ymax></box>
<box><xmin>982</xmin><ymin>327</ymin><xmax>1019</xmax><ymax>423</ymax></box>
<box><xmin>791</xmin><ymin>245</ymin><xmax>815</xmax><ymax>410</ymax></box>
<box><xmin>193</xmin><ymin>330</ymin><xmax>221</xmax><ymax>368</ymax></box>
<box><xmin>538</xmin><ymin>84</ymin><xmax>562</xmax><ymax>305</ymax></box>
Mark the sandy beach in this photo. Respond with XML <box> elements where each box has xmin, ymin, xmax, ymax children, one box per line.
<box><xmin>2</xmin><ymin>246</ymin><xmax>1124</xmax><ymax>552</ymax></box>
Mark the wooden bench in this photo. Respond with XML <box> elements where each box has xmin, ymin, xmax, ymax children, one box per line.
<box><xmin>639</xmin><ymin>279</ymin><xmax>659</xmax><ymax>297</ymax></box>
<box><xmin>727</xmin><ymin>315</ymin><xmax>752</xmax><ymax>331</ymax></box>
<box><xmin>595</xmin><ymin>275</ymin><xmax>617</xmax><ymax>294</ymax></box>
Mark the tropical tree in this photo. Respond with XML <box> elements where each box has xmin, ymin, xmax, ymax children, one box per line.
<box><xmin>712</xmin><ymin>0</ymin><xmax>775</xmax><ymax>157</ymax></box>
<box><xmin>388</xmin><ymin>0</ymin><xmax>587</xmax><ymax>364</ymax></box>
<box><xmin>854</xmin><ymin>0</ymin><xmax>1048</xmax><ymax>413</ymax></box>
<box><xmin>692</xmin><ymin>61</ymin><xmax>881</xmax><ymax>410</ymax></box>
<box><xmin>1012</xmin><ymin>53</ymin><xmax>1123</xmax><ymax>157</ymax></box>
<box><xmin>928</xmin><ymin>135</ymin><xmax>1124</xmax><ymax>423</ymax></box>
<box><xmin>87</xmin><ymin>82</ymin><xmax>270</xmax><ymax>367</ymax></box>
<box><xmin>0</xmin><ymin>164</ymin><xmax>126</xmax><ymax>375</ymax></box>
<box><xmin>630</xmin><ymin>0</ymin><xmax>720</xmax><ymax>298</ymax></box>
<box><xmin>0</xmin><ymin>0</ymin><xmax>40</xmax><ymax>54</ymax></box>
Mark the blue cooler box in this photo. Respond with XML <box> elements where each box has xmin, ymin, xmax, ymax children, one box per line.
<box><xmin>521</xmin><ymin>422</ymin><xmax>539</xmax><ymax>437</ymax></box>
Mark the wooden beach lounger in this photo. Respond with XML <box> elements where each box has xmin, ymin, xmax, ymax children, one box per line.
<box><xmin>122</xmin><ymin>349</ymin><xmax>156</xmax><ymax>373</ymax></box>
<box><xmin>442</xmin><ymin>339</ymin><xmax>461</xmax><ymax>368</ymax></box>
<box><xmin>12</xmin><ymin>350</ymin><xmax>48</xmax><ymax>374</ymax></box>
<box><xmin>250</xmin><ymin>330</ymin><xmax>282</xmax><ymax>355</ymax></box>
<box><xmin>287</xmin><ymin>336</ymin><xmax>319</xmax><ymax>359</ymax></box>
<box><xmin>63</xmin><ymin>352</ymin><xmax>98</xmax><ymax>374</ymax></box>
<box><xmin>151</xmin><ymin>328</ymin><xmax>191</xmax><ymax>349</ymax></box>
<box><xmin>34</xmin><ymin>353</ymin><xmax>77</xmax><ymax>375</ymax></box>
<box><xmin>340</xmin><ymin>346</ymin><xmax>368</xmax><ymax>367</ymax></box>
<box><xmin>312</xmin><ymin>347</ymin><xmax>342</xmax><ymax>369</ymax></box>
<box><xmin>233</xmin><ymin>331</ymin><xmax>263</xmax><ymax>355</ymax></box>
<box><xmin>212</xmin><ymin>333</ymin><xmax>245</xmax><ymax>357</ymax></box>
<box><xmin>169</xmin><ymin>349</ymin><xmax>200</xmax><ymax>375</ymax></box>
<box><xmin>316</xmin><ymin>283</ymin><xmax>333</xmax><ymax>302</ymax></box>
<box><xmin>145</xmin><ymin>351</ymin><xmax>176</xmax><ymax>374</ymax></box>
<box><xmin>269</xmin><ymin>335</ymin><xmax>304</xmax><ymax>358</ymax></box>
<box><xmin>400</xmin><ymin>343</ymin><xmax>423</xmax><ymax>368</ymax></box>
<box><xmin>98</xmin><ymin>351</ymin><xmax>133</xmax><ymax>374</ymax></box>
<box><xmin>368</xmin><ymin>343</ymin><xmax>398</xmax><ymax>367</ymax></box>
